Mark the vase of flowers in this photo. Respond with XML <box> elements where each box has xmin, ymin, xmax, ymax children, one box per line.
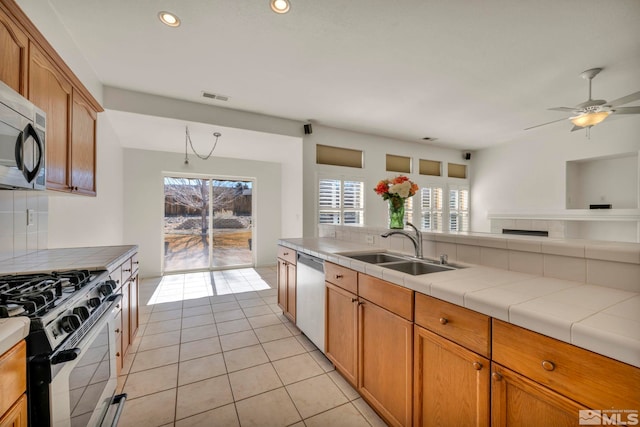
<box><xmin>374</xmin><ymin>175</ymin><xmax>419</xmax><ymax>229</ymax></box>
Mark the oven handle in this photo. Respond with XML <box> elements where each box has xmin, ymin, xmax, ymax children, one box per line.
<box><xmin>107</xmin><ymin>393</ymin><xmax>127</xmax><ymax>427</ymax></box>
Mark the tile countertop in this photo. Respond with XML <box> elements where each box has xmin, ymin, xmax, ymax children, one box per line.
<box><xmin>0</xmin><ymin>245</ymin><xmax>137</xmax><ymax>353</ymax></box>
<box><xmin>0</xmin><ymin>245</ymin><xmax>138</xmax><ymax>276</ymax></box>
<box><xmin>279</xmin><ymin>238</ymin><xmax>640</xmax><ymax>369</ymax></box>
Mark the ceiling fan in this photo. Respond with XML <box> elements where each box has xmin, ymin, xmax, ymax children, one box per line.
<box><xmin>525</xmin><ymin>68</ymin><xmax>640</xmax><ymax>132</ymax></box>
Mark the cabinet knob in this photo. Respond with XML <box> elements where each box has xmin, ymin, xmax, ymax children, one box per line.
<box><xmin>115</xmin><ymin>328</ymin><xmax>120</xmax><ymax>333</ymax></box>
<box><xmin>123</xmin><ymin>268</ymin><xmax>132</xmax><ymax>273</ymax></box>
<box><xmin>351</xmin><ymin>298</ymin><xmax>357</xmax><ymax>303</ymax></box>
<box><xmin>473</xmin><ymin>362</ymin><xmax>483</xmax><ymax>371</ymax></box>
<box><xmin>358</xmin><ymin>301</ymin><xmax>364</xmax><ymax>306</ymax></box>
<box><xmin>492</xmin><ymin>372</ymin><xmax>502</xmax><ymax>381</ymax></box>
<box><xmin>115</xmin><ymin>352</ymin><xmax>120</xmax><ymax>357</ymax></box>
<box><xmin>335</xmin><ymin>274</ymin><xmax>344</xmax><ymax>279</ymax></box>
<box><xmin>439</xmin><ymin>317</ymin><xmax>448</xmax><ymax>325</ymax></box>
<box><xmin>283</xmin><ymin>252</ymin><xmax>289</xmax><ymax>256</ymax></box>
<box><xmin>541</xmin><ymin>360</ymin><xmax>555</xmax><ymax>371</ymax></box>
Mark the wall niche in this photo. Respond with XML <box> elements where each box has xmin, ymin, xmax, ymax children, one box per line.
<box><xmin>566</xmin><ymin>152</ymin><xmax>638</xmax><ymax>210</ymax></box>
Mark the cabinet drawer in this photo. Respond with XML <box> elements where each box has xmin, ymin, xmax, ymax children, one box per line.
<box><xmin>415</xmin><ymin>293</ymin><xmax>491</xmax><ymax>357</ymax></box>
<box><xmin>492</xmin><ymin>319</ymin><xmax>640</xmax><ymax>411</ymax></box>
<box><xmin>121</xmin><ymin>258</ymin><xmax>133</xmax><ymax>283</ymax></box>
<box><xmin>277</xmin><ymin>245</ymin><xmax>296</xmax><ymax>265</ymax></box>
<box><xmin>358</xmin><ymin>274</ymin><xmax>413</xmax><ymax>321</ymax></box>
<box><xmin>325</xmin><ymin>262</ymin><xmax>358</xmax><ymax>294</ymax></box>
<box><xmin>0</xmin><ymin>340</ymin><xmax>26</xmax><ymax>416</ymax></box>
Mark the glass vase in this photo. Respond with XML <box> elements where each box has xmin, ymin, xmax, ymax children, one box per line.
<box><xmin>388</xmin><ymin>198</ymin><xmax>405</xmax><ymax>229</ymax></box>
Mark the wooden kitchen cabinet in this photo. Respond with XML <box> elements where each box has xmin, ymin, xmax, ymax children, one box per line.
<box><xmin>69</xmin><ymin>89</ymin><xmax>96</xmax><ymax>195</ymax></box>
<box><xmin>413</xmin><ymin>293</ymin><xmax>491</xmax><ymax>427</ymax></box>
<box><xmin>0</xmin><ymin>5</ymin><xmax>28</xmax><ymax>95</ymax></box>
<box><xmin>28</xmin><ymin>43</ymin><xmax>72</xmax><ymax>192</ymax></box>
<box><xmin>0</xmin><ymin>341</ymin><xmax>27</xmax><ymax>427</ymax></box>
<box><xmin>414</xmin><ymin>326</ymin><xmax>490</xmax><ymax>427</ymax></box>
<box><xmin>121</xmin><ymin>279</ymin><xmax>130</xmax><ymax>358</ymax></box>
<box><xmin>277</xmin><ymin>246</ymin><xmax>296</xmax><ymax>322</ymax></box>
<box><xmin>492</xmin><ymin>319</ymin><xmax>640</xmax><ymax>426</ymax></box>
<box><xmin>491</xmin><ymin>362</ymin><xmax>584</xmax><ymax>427</ymax></box>
<box><xmin>358</xmin><ymin>293</ymin><xmax>413</xmax><ymax>427</ymax></box>
<box><xmin>325</xmin><ymin>281</ymin><xmax>359</xmax><ymax>386</ymax></box>
<box><xmin>111</xmin><ymin>251</ymin><xmax>140</xmax><ymax>371</ymax></box>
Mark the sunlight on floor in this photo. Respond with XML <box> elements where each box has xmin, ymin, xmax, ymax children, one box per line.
<box><xmin>146</xmin><ymin>268</ymin><xmax>274</xmax><ymax>305</ymax></box>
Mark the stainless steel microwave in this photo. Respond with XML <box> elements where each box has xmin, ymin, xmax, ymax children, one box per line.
<box><xmin>0</xmin><ymin>80</ymin><xmax>46</xmax><ymax>190</ymax></box>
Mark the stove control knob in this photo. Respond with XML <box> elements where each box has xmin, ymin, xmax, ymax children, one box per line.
<box><xmin>99</xmin><ymin>282</ymin><xmax>114</xmax><ymax>297</ymax></box>
<box><xmin>59</xmin><ymin>314</ymin><xmax>82</xmax><ymax>333</ymax></box>
<box><xmin>73</xmin><ymin>306</ymin><xmax>90</xmax><ymax>322</ymax></box>
<box><xmin>88</xmin><ymin>297</ymin><xmax>101</xmax><ymax>308</ymax></box>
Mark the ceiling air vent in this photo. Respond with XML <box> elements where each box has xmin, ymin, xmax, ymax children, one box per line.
<box><xmin>202</xmin><ymin>91</ymin><xmax>229</xmax><ymax>101</ymax></box>
<box><xmin>422</xmin><ymin>137</ymin><xmax>437</xmax><ymax>142</ymax></box>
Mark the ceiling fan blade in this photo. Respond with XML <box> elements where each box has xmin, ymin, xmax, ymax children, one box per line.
<box><xmin>607</xmin><ymin>91</ymin><xmax>640</xmax><ymax>107</ymax></box>
<box><xmin>612</xmin><ymin>106</ymin><xmax>640</xmax><ymax>114</ymax></box>
<box><xmin>548</xmin><ymin>107</ymin><xmax>576</xmax><ymax>112</ymax></box>
<box><xmin>524</xmin><ymin>117</ymin><xmax>570</xmax><ymax>130</ymax></box>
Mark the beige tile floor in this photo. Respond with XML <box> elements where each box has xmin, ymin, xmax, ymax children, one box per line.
<box><xmin>117</xmin><ymin>267</ymin><xmax>387</xmax><ymax>427</ymax></box>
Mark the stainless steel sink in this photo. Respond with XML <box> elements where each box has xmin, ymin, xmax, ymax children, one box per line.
<box><xmin>340</xmin><ymin>251</ymin><xmax>463</xmax><ymax>275</ymax></box>
<box><xmin>381</xmin><ymin>261</ymin><xmax>455</xmax><ymax>275</ymax></box>
<box><xmin>345</xmin><ymin>252</ymin><xmax>406</xmax><ymax>264</ymax></box>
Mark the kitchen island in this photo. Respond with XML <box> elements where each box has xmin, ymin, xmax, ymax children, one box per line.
<box><xmin>278</xmin><ymin>234</ymin><xmax>640</xmax><ymax>426</ymax></box>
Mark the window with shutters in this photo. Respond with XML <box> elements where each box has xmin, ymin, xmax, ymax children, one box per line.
<box><xmin>420</xmin><ymin>186</ymin><xmax>443</xmax><ymax>231</ymax></box>
<box><xmin>318</xmin><ymin>178</ymin><xmax>364</xmax><ymax>225</ymax></box>
<box><xmin>449</xmin><ymin>185</ymin><xmax>469</xmax><ymax>231</ymax></box>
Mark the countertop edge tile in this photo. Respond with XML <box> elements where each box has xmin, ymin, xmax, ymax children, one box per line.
<box><xmin>0</xmin><ymin>317</ymin><xmax>30</xmax><ymax>355</ymax></box>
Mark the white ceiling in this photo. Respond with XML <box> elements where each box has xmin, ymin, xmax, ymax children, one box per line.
<box><xmin>46</xmin><ymin>0</ymin><xmax>640</xmax><ymax>150</ymax></box>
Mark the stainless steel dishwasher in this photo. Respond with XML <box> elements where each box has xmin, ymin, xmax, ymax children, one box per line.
<box><xmin>295</xmin><ymin>252</ymin><xmax>325</xmax><ymax>353</ymax></box>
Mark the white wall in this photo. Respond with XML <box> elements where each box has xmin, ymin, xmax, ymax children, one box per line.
<box><xmin>471</xmin><ymin>118</ymin><xmax>640</xmax><ymax>233</ymax></box>
<box><xmin>302</xmin><ymin>125</ymin><xmax>469</xmax><ymax>236</ymax></box>
<box><xmin>47</xmin><ymin>114</ymin><xmax>125</xmax><ymax>248</ymax></box>
<box><xmin>123</xmin><ymin>148</ymin><xmax>282</xmax><ymax>278</ymax></box>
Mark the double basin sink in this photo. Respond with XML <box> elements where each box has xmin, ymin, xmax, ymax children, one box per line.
<box><xmin>340</xmin><ymin>251</ymin><xmax>464</xmax><ymax>275</ymax></box>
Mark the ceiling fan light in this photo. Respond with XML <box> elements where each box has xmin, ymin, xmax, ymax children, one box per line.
<box><xmin>270</xmin><ymin>0</ymin><xmax>290</xmax><ymax>14</ymax></box>
<box><xmin>571</xmin><ymin>111</ymin><xmax>610</xmax><ymax>128</ymax></box>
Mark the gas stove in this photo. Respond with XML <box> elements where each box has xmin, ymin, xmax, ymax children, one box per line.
<box><xmin>0</xmin><ymin>269</ymin><xmax>116</xmax><ymax>354</ymax></box>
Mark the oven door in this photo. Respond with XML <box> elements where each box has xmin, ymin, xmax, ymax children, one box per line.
<box><xmin>48</xmin><ymin>295</ymin><xmax>125</xmax><ymax>427</ymax></box>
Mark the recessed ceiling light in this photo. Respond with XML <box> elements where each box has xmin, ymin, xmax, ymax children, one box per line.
<box><xmin>270</xmin><ymin>0</ymin><xmax>290</xmax><ymax>14</ymax></box>
<box><xmin>158</xmin><ymin>11</ymin><xmax>180</xmax><ymax>27</ymax></box>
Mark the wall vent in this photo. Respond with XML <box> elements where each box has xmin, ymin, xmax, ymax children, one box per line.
<box><xmin>422</xmin><ymin>137</ymin><xmax>437</xmax><ymax>141</ymax></box>
<box><xmin>202</xmin><ymin>92</ymin><xmax>229</xmax><ymax>101</ymax></box>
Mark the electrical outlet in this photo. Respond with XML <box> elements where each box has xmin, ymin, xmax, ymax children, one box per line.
<box><xmin>366</xmin><ymin>234</ymin><xmax>375</xmax><ymax>244</ymax></box>
<box><xmin>27</xmin><ymin>209</ymin><xmax>35</xmax><ymax>226</ymax></box>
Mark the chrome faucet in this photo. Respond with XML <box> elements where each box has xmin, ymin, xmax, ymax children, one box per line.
<box><xmin>381</xmin><ymin>222</ymin><xmax>423</xmax><ymax>259</ymax></box>
<box><xmin>440</xmin><ymin>254</ymin><xmax>448</xmax><ymax>265</ymax></box>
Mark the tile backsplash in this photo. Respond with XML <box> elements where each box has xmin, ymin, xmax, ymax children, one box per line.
<box><xmin>0</xmin><ymin>190</ymin><xmax>48</xmax><ymax>261</ymax></box>
<box><xmin>318</xmin><ymin>224</ymin><xmax>640</xmax><ymax>293</ymax></box>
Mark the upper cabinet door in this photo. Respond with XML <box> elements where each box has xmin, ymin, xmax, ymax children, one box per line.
<box><xmin>71</xmin><ymin>89</ymin><xmax>96</xmax><ymax>195</ymax></box>
<box><xmin>28</xmin><ymin>43</ymin><xmax>72</xmax><ymax>192</ymax></box>
<box><xmin>0</xmin><ymin>6</ymin><xmax>28</xmax><ymax>94</ymax></box>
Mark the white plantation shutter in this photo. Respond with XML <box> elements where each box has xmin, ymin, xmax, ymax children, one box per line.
<box><xmin>318</xmin><ymin>178</ymin><xmax>364</xmax><ymax>225</ymax></box>
<box><xmin>420</xmin><ymin>186</ymin><xmax>443</xmax><ymax>231</ymax></box>
<box><xmin>343</xmin><ymin>180</ymin><xmax>364</xmax><ymax>224</ymax></box>
<box><xmin>319</xmin><ymin>179</ymin><xmax>341</xmax><ymax>224</ymax></box>
<box><xmin>449</xmin><ymin>186</ymin><xmax>469</xmax><ymax>231</ymax></box>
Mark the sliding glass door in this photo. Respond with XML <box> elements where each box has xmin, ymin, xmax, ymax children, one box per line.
<box><xmin>163</xmin><ymin>176</ymin><xmax>253</xmax><ymax>273</ymax></box>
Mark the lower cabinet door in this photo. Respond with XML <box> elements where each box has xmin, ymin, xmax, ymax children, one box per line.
<box><xmin>0</xmin><ymin>394</ymin><xmax>27</xmax><ymax>427</ymax></box>
<box><xmin>358</xmin><ymin>298</ymin><xmax>412</xmax><ymax>427</ymax></box>
<box><xmin>325</xmin><ymin>282</ymin><xmax>358</xmax><ymax>386</ymax></box>
<box><xmin>414</xmin><ymin>326</ymin><xmax>490</xmax><ymax>427</ymax></box>
<box><xmin>491</xmin><ymin>363</ymin><xmax>587</xmax><ymax>427</ymax></box>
